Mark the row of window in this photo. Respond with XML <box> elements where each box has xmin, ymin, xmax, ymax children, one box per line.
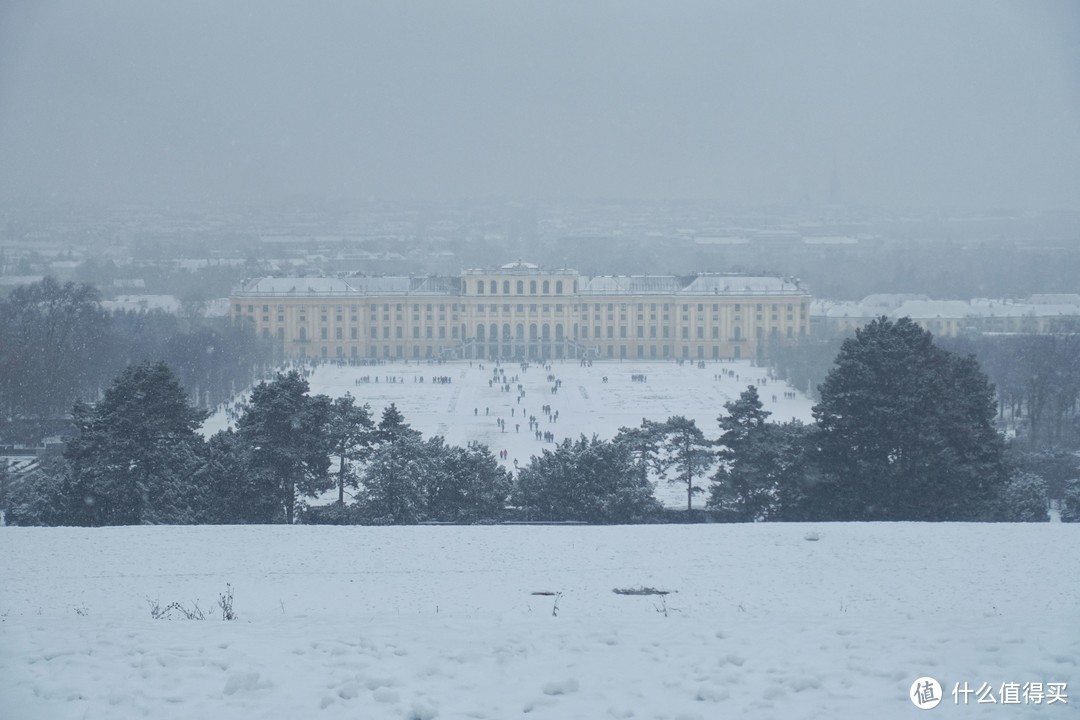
<box><xmin>474</xmin><ymin>279</ymin><xmax>576</xmax><ymax>295</ymax></box>
<box><xmin>238</xmin><ymin>300</ymin><xmax>808</xmax><ymax>314</ymax></box>
<box><xmin>278</xmin><ymin>324</ymin><xmax>802</xmax><ymax>343</ymax></box>
<box><xmin>299</xmin><ymin>343</ymin><xmax>752</xmax><ymax>361</ymax></box>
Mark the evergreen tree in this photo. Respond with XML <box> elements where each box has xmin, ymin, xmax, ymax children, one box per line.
<box><xmin>427</xmin><ymin>441</ymin><xmax>512</xmax><ymax>522</ymax></box>
<box><xmin>3</xmin><ymin>458</ymin><xmax>70</xmax><ymax>526</ymax></box>
<box><xmin>0</xmin><ymin>278</ymin><xmax>112</xmax><ymax>441</ymax></box>
<box><xmin>812</xmin><ymin>317</ymin><xmax>1008</xmax><ymax>520</ymax></box>
<box><xmin>1060</xmin><ymin>477</ymin><xmax>1080</xmax><ymax>523</ymax></box>
<box><xmin>997</xmin><ymin>471</ymin><xmax>1049</xmax><ymax>522</ymax></box>
<box><xmin>359</xmin><ymin>433</ymin><xmax>436</xmax><ymax>524</ymax></box>
<box><xmin>658</xmin><ymin>416</ymin><xmax>713</xmax><ymax>513</ymax></box>
<box><xmin>326</xmin><ymin>395</ymin><xmax>376</xmax><ymax>505</ymax></box>
<box><xmin>63</xmin><ymin>361</ymin><xmax>209</xmax><ymax>525</ymax></box>
<box><xmin>196</xmin><ymin>428</ymin><xmax>278</xmax><ymax>523</ymax></box>
<box><xmin>768</xmin><ymin>421</ymin><xmax>816</xmax><ymax>521</ymax></box>
<box><xmin>376</xmin><ymin>403</ymin><xmax>419</xmax><ymax>444</ymax></box>
<box><xmin>514</xmin><ymin>435</ymin><xmax>659</xmax><ymax>523</ymax></box>
<box><xmin>237</xmin><ymin>371</ymin><xmax>332</xmax><ymax>524</ymax></box>
<box><xmin>614</xmin><ymin>419</ymin><xmax>668</xmax><ymax>479</ymax></box>
<box><xmin>709</xmin><ymin>386</ymin><xmax>776</xmax><ymax>521</ymax></box>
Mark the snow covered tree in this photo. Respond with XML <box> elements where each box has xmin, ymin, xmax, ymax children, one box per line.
<box><xmin>3</xmin><ymin>458</ymin><xmax>70</xmax><ymax>526</ymax></box>
<box><xmin>196</xmin><ymin>428</ymin><xmax>279</xmax><ymax>523</ymax></box>
<box><xmin>236</xmin><ymin>371</ymin><xmax>332</xmax><ymax>524</ymax></box>
<box><xmin>514</xmin><ymin>435</ymin><xmax>659</xmax><ymax>523</ymax></box>
<box><xmin>376</xmin><ymin>403</ymin><xmax>419</xmax><ymax>445</ymax></box>
<box><xmin>658</xmin><ymin>416</ymin><xmax>713</xmax><ymax>513</ymax></box>
<box><xmin>64</xmin><ymin>361</ymin><xmax>209</xmax><ymax>525</ymax></box>
<box><xmin>359</xmin><ymin>433</ymin><xmax>437</xmax><ymax>524</ymax></box>
<box><xmin>614</xmin><ymin>419</ymin><xmax>669</xmax><ymax>480</ymax></box>
<box><xmin>996</xmin><ymin>471</ymin><xmax>1049</xmax><ymax>522</ymax></box>
<box><xmin>0</xmin><ymin>278</ymin><xmax>111</xmax><ymax>442</ymax></box>
<box><xmin>812</xmin><ymin>317</ymin><xmax>1008</xmax><ymax>520</ymax></box>
<box><xmin>326</xmin><ymin>395</ymin><xmax>376</xmax><ymax>505</ymax></box>
<box><xmin>709</xmin><ymin>386</ymin><xmax>776</xmax><ymax>521</ymax></box>
<box><xmin>426</xmin><ymin>441</ymin><xmax>511</xmax><ymax>523</ymax></box>
<box><xmin>1060</xmin><ymin>477</ymin><xmax>1080</xmax><ymax>523</ymax></box>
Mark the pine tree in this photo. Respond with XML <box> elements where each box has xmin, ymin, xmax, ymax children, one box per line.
<box><xmin>63</xmin><ymin>361</ymin><xmax>209</xmax><ymax>525</ymax></box>
<box><xmin>709</xmin><ymin>386</ymin><xmax>776</xmax><ymax>521</ymax></box>
<box><xmin>997</xmin><ymin>472</ymin><xmax>1049</xmax><ymax>522</ymax></box>
<box><xmin>376</xmin><ymin>403</ymin><xmax>419</xmax><ymax>445</ymax></box>
<box><xmin>326</xmin><ymin>395</ymin><xmax>376</xmax><ymax>505</ymax></box>
<box><xmin>658</xmin><ymin>416</ymin><xmax>713</xmax><ymax>514</ymax></box>
<box><xmin>812</xmin><ymin>317</ymin><xmax>1008</xmax><ymax>520</ymax></box>
<box><xmin>1060</xmin><ymin>477</ymin><xmax>1080</xmax><ymax>523</ymax></box>
<box><xmin>236</xmin><ymin>371</ymin><xmax>333</xmax><ymax>524</ymax></box>
<box><xmin>514</xmin><ymin>435</ymin><xmax>659</xmax><ymax>523</ymax></box>
<box><xmin>614</xmin><ymin>419</ymin><xmax>668</xmax><ymax>480</ymax></box>
<box><xmin>428</xmin><ymin>442</ymin><xmax>512</xmax><ymax>523</ymax></box>
<box><xmin>360</xmin><ymin>433</ymin><xmax>436</xmax><ymax>524</ymax></box>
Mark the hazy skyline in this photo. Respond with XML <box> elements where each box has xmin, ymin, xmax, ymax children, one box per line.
<box><xmin>1</xmin><ymin>0</ymin><xmax>1078</xmax><ymax>209</ymax></box>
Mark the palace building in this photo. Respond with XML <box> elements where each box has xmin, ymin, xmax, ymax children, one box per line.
<box><xmin>231</xmin><ymin>261</ymin><xmax>810</xmax><ymax>361</ymax></box>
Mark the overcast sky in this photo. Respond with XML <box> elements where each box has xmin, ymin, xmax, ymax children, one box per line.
<box><xmin>1</xmin><ymin>0</ymin><xmax>1078</xmax><ymax>209</ymax></box>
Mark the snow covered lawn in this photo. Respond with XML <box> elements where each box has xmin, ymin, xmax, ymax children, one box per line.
<box><xmin>205</xmin><ymin>359</ymin><xmax>815</xmax><ymax>507</ymax></box>
<box><xmin>1</xmin><ymin>523</ymin><xmax>1076</xmax><ymax>718</ymax></box>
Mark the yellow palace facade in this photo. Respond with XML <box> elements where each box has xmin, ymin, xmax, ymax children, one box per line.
<box><xmin>231</xmin><ymin>261</ymin><xmax>811</xmax><ymax>361</ymax></box>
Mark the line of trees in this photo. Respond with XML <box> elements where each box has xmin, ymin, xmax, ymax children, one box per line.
<box><xmin>5</xmin><ymin>318</ymin><xmax>1078</xmax><ymax>526</ymax></box>
<box><xmin>767</xmin><ymin>330</ymin><xmax>1080</xmax><ymax>453</ymax></box>
<box><xmin>0</xmin><ymin>277</ymin><xmax>276</xmax><ymax>445</ymax></box>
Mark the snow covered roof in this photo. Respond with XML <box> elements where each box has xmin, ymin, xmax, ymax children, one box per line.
<box><xmin>1027</xmin><ymin>293</ymin><xmax>1080</xmax><ymax>307</ymax></box>
<box><xmin>889</xmin><ymin>300</ymin><xmax>972</xmax><ymax>320</ymax></box>
<box><xmin>236</xmin><ymin>275</ymin><xmax>460</xmax><ymax>297</ymax></box>
<box><xmin>680</xmin><ymin>275</ymin><xmax>801</xmax><ymax>295</ymax></box>
<box><xmin>583</xmin><ymin>276</ymin><xmax>681</xmax><ymax>294</ymax></box>
<box><xmin>101</xmin><ymin>295</ymin><xmax>182</xmax><ymax>314</ymax></box>
<box><xmin>241</xmin><ymin>277</ymin><xmax>358</xmax><ymax>295</ymax></box>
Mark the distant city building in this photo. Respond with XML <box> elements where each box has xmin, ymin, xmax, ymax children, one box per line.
<box><xmin>812</xmin><ymin>294</ymin><xmax>1080</xmax><ymax>337</ymax></box>
<box><xmin>230</xmin><ymin>261</ymin><xmax>811</xmax><ymax>361</ymax></box>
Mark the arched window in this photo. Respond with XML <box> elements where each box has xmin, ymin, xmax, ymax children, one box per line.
<box><xmin>555</xmin><ymin>324</ymin><xmax>564</xmax><ymax>340</ymax></box>
<box><xmin>503</xmin><ymin>281</ymin><xmax>510</xmax><ymax>294</ymax></box>
<box><xmin>542</xmin><ymin>280</ymin><xmax>550</xmax><ymax>294</ymax></box>
<box><xmin>490</xmin><ymin>323</ymin><xmax>498</xmax><ymax>340</ymax></box>
<box><xmin>556</xmin><ymin>280</ymin><xmax>563</xmax><ymax>294</ymax></box>
<box><xmin>477</xmin><ymin>325</ymin><xmax>485</xmax><ymax>340</ymax></box>
<box><xmin>516</xmin><ymin>323</ymin><xmax>524</xmax><ymax>340</ymax></box>
<box><xmin>299</xmin><ymin>327</ymin><xmax>307</xmax><ymax>341</ymax></box>
<box><xmin>503</xmin><ymin>323</ymin><xmax>511</xmax><ymax>340</ymax></box>
<box><xmin>733</xmin><ymin>326</ymin><xmax>741</xmax><ymax>340</ymax></box>
<box><xmin>477</xmin><ymin>281</ymin><xmax>485</xmax><ymax>294</ymax></box>
<box><xmin>529</xmin><ymin>323</ymin><xmax>538</xmax><ymax>340</ymax></box>
<box><xmin>490</xmin><ymin>280</ymin><xmax>497</xmax><ymax>294</ymax></box>
<box><xmin>542</xmin><ymin>323</ymin><xmax>550</xmax><ymax>340</ymax></box>
<box><xmin>517</xmin><ymin>280</ymin><xmax>524</xmax><ymax>294</ymax></box>
<box><xmin>530</xmin><ymin>280</ymin><xmax>537</xmax><ymax>294</ymax></box>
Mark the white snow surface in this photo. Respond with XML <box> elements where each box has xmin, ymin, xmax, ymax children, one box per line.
<box><xmin>1</xmin><ymin>523</ymin><xmax>1077</xmax><ymax>718</ymax></box>
<box><xmin>204</xmin><ymin>359</ymin><xmax>814</xmax><ymax>508</ymax></box>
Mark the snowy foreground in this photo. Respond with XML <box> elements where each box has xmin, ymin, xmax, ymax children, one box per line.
<box><xmin>1</xmin><ymin>524</ymin><xmax>1077</xmax><ymax>719</ymax></box>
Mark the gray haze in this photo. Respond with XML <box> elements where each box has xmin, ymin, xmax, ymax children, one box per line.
<box><xmin>1</xmin><ymin>0</ymin><xmax>1078</xmax><ymax>209</ymax></box>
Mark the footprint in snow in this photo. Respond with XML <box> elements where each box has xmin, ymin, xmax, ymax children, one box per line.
<box><xmin>542</xmin><ymin>678</ymin><xmax>579</xmax><ymax>695</ymax></box>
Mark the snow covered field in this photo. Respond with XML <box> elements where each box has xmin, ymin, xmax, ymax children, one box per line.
<box><xmin>1</xmin><ymin>523</ymin><xmax>1077</xmax><ymax>719</ymax></box>
<box><xmin>205</xmin><ymin>359</ymin><xmax>815</xmax><ymax>507</ymax></box>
